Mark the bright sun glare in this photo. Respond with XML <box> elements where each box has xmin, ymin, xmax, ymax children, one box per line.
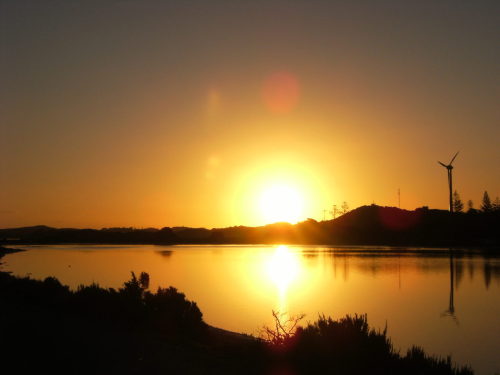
<box><xmin>259</xmin><ymin>183</ymin><xmax>304</xmax><ymax>224</ymax></box>
<box><xmin>265</xmin><ymin>245</ymin><xmax>301</xmax><ymax>293</ymax></box>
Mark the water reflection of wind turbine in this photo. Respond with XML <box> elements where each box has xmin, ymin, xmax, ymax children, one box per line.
<box><xmin>441</xmin><ymin>250</ymin><xmax>458</xmax><ymax>324</ymax></box>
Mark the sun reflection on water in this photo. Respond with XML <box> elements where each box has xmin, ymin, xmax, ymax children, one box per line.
<box><xmin>264</xmin><ymin>245</ymin><xmax>303</xmax><ymax>313</ymax></box>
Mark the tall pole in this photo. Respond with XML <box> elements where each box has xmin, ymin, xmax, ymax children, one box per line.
<box><xmin>448</xmin><ymin>169</ymin><xmax>453</xmax><ymax>213</ymax></box>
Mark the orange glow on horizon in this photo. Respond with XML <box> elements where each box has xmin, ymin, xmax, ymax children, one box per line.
<box><xmin>1</xmin><ymin>2</ymin><xmax>498</xmax><ymax>229</ymax></box>
<box><xmin>230</xmin><ymin>157</ymin><xmax>331</xmax><ymax>226</ymax></box>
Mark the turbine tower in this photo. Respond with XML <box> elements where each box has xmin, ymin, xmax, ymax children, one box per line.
<box><xmin>438</xmin><ymin>151</ymin><xmax>459</xmax><ymax>213</ymax></box>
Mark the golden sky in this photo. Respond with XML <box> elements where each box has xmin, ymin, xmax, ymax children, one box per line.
<box><xmin>1</xmin><ymin>1</ymin><xmax>499</xmax><ymax>228</ymax></box>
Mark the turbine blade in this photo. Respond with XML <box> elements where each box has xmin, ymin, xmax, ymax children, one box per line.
<box><xmin>449</xmin><ymin>151</ymin><xmax>459</xmax><ymax>165</ymax></box>
<box><xmin>438</xmin><ymin>161</ymin><xmax>447</xmax><ymax>168</ymax></box>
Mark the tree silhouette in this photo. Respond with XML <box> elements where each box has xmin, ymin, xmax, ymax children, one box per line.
<box><xmin>329</xmin><ymin>205</ymin><xmax>338</xmax><ymax>219</ymax></box>
<box><xmin>467</xmin><ymin>200</ymin><xmax>474</xmax><ymax>212</ymax></box>
<box><xmin>341</xmin><ymin>201</ymin><xmax>349</xmax><ymax>215</ymax></box>
<box><xmin>452</xmin><ymin>191</ymin><xmax>463</xmax><ymax>213</ymax></box>
<box><xmin>139</xmin><ymin>271</ymin><xmax>150</xmax><ymax>290</ymax></box>
<box><xmin>481</xmin><ymin>191</ymin><xmax>492</xmax><ymax>212</ymax></box>
<box><xmin>493</xmin><ymin>196</ymin><xmax>500</xmax><ymax>212</ymax></box>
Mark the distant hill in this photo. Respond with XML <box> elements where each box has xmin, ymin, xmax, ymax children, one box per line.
<box><xmin>1</xmin><ymin>205</ymin><xmax>499</xmax><ymax>247</ymax></box>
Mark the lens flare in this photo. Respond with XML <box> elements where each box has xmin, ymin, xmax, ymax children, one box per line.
<box><xmin>262</xmin><ymin>71</ymin><xmax>300</xmax><ymax>114</ymax></box>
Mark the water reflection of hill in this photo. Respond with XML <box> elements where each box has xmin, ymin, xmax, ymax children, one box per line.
<box><xmin>301</xmin><ymin>249</ymin><xmax>500</xmax><ymax>289</ymax></box>
<box><xmin>158</xmin><ymin>250</ymin><xmax>173</xmax><ymax>257</ymax></box>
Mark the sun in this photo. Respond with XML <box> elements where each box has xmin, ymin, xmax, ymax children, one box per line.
<box><xmin>259</xmin><ymin>183</ymin><xmax>304</xmax><ymax>224</ymax></box>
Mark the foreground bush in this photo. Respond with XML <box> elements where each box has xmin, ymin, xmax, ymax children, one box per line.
<box><xmin>0</xmin><ymin>270</ymin><xmax>473</xmax><ymax>374</ymax></box>
<box><xmin>285</xmin><ymin>314</ymin><xmax>472</xmax><ymax>375</ymax></box>
<box><xmin>75</xmin><ymin>271</ymin><xmax>205</xmax><ymax>336</ymax></box>
<box><xmin>0</xmin><ymin>271</ymin><xmax>205</xmax><ymax>337</ymax></box>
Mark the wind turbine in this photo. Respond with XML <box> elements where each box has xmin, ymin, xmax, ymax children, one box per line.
<box><xmin>438</xmin><ymin>151</ymin><xmax>459</xmax><ymax>213</ymax></box>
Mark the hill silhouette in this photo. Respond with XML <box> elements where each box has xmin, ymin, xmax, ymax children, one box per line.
<box><xmin>1</xmin><ymin>205</ymin><xmax>498</xmax><ymax>247</ymax></box>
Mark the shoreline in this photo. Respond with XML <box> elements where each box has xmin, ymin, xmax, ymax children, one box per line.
<box><xmin>0</xmin><ymin>247</ymin><xmax>257</xmax><ymax>347</ymax></box>
<box><xmin>0</xmin><ymin>245</ymin><xmax>25</xmax><ymax>255</ymax></box>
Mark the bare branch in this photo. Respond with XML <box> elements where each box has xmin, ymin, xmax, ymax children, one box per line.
<box><xmin>260</xmin><ymin>310</ymin><xmax>306</xmax><ymax>346</ymax></box>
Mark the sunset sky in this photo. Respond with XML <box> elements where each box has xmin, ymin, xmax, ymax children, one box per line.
<box><xmin>1</xmin><ymin>0</ymin><xmax>499</xmax><ymax>229</ymax></box>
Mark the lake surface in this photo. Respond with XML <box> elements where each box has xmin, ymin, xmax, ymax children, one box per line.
<box><xmin>2</xmin><ymin>244</ymin><xmax>499</xmax><ymax>374</ymax></box>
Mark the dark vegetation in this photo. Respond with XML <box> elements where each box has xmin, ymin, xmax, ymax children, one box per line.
<box><xmin>0</xmin><ymin>245</ymin><xmax>23</xmax><ymax>255</ymax></box>
<box><xmin>0</xmin><ymin>268</ymin><xmax>258</xmax><ymax>374</ymax></box>
<box><xmin>0</xmin><ymin>259</ymin><xmax>473</xmax><ymax>374</ymax></box>
<box><xmin>1</xmin><ymin>205</ymin><xmax>499</xmax><ymax>246</ymax></box>
<box><xmin>268</xmin><ymin>313</ymin><xmax>472</xmax><ymax>375</ymax></box>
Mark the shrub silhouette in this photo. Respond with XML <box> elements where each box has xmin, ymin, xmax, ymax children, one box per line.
<box><xmin>144</xmin><ymin>286</ymin><xmax>204</xmax><ymax>335</ymax></box>
<box><xmin>263</xmin><ymin>313</ymin><xmax>472</xmax><ymax>375</ymax></box>
<box><xmin>288</xmin><ymin>314</ymin><xmax>394</xmax><ymax>374</ymax></box>
<box><xmin>75</xmin><ymin>272</ymin><xmax>206</xmax><ymax>335</ymax></box>
<box><xmin>0</xmin><ymin>268</ymin><xmax>473</xmax><ymax>375</ymax></box>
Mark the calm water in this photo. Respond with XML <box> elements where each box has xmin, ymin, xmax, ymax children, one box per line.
<box><xmin>2</xmin><ymin>245</ymin><xmax>499</xmax><ymax>374</ymax></box>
